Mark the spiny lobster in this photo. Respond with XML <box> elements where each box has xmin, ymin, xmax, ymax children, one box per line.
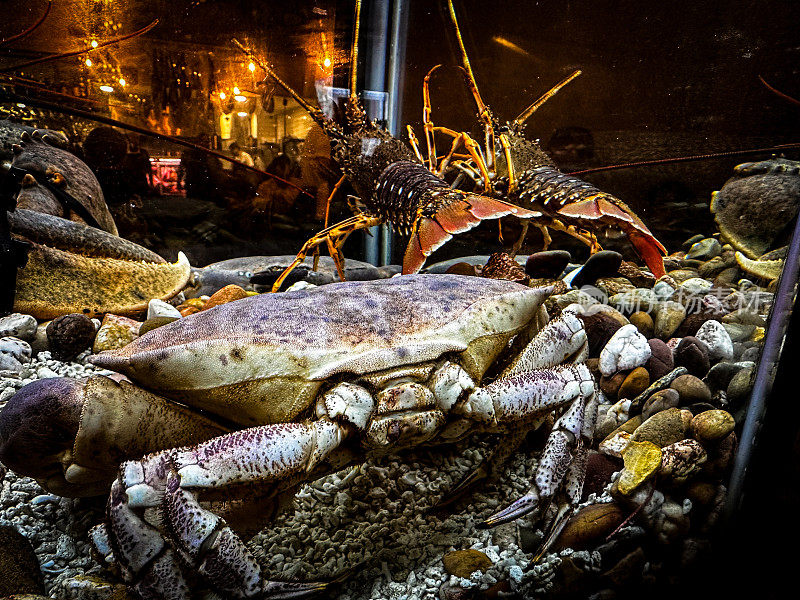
<box><xmin>407</xmin><ymin>0</ymin><xmax>668</xmax><ymax>278</ymax></box>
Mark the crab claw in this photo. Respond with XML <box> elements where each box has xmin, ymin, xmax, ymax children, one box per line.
<box><xmin>0</xmin><ymin>376</ymin><xmax>229</xmax><ymax>497</ymax></box>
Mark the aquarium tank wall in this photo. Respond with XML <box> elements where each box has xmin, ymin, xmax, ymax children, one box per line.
<box><xmin>0</xmin><ymin>1</ymin><xmax>798</xmax><ymax>599</ymax></box>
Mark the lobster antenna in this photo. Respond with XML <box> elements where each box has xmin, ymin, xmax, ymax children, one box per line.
<box><xmin>232</xmin><ymin>39</ymin><xmax>331</xmax><ymax>132</ymax></box>
<box><xmin>514</xmin><ymin>69</ymin><xmax>582</xmax><ymax>126</ymax></box>
<box><xmin>0</xmin><ymin>0</ymin><xmax>51</xmax><ymax>47</ymax></box>
<box><xmin>349</xmin><ymin>0</ymin><xmax>362</xmax><ymax>102</ymax></box>
<box><xmin>446</xmin><ymin>0</ymin><xmax>490</xmax><ymax>121</ymax></box>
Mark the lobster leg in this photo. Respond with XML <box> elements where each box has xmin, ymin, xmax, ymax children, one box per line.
<box><xmin>423</xmin><ymin>64</ymin><xmax>443</xmax><ymax>172</ymax></box>
<box><xmin>406</xmin><ymin>125</ymin><xmax>425</xmax><ymax>164</ymax></box>
<box><xmin>271</xmin><ymin>213</ymin><xmax>383</xmax><ymax>292</ymax></box>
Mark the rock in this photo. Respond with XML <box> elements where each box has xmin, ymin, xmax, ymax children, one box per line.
<box><xmin>438</xmin><ymin>581</ymin><xmax>476</xmax><ymax>600</ymax></box>
<box><xmin>667</xmin><ymin>269</ymin><xmax>700</xmax><ymax>284</ymax></box>
<box><xmin>146</xmin><ymin>298</ymin><xmax>182</xmax><ymax>320</ymax></box>
<box><xmin>670</xmin><ymin>374</ymin><xmax>712</xmax><ymax>404</ymax></box>
<box><xmin>599</xmin><ymin>430</ymin><xmax>633</xmax><ymax>457</ymax></box>
<box><xmin>553</xmin><ymin>502</ymin><xmax>627</xmax><ymax>550</ymax></box>
<box><xmin>629</xmin><ymin>367</ymin><xmax>688</xmax><ymax>414</ymax></box>
<box><xmin>54</xmin><ymin>574</ymin><xmax>131</xmax><ymax>600</ymax></box>
<box><xmin>202</xmin><ymin>284</ymin><xmax>250</xmax><ymax>310</ymax></box>
<box><xmin>618</xmin><ymin>367</ymin><xmax>650</xmax><ymax>400</ymax></box>
<box><xmin>740</xmin><ymin>346</ymin><xmax>760</xmax><ymax>362</ymax></box>
<box><xmin>442</xmin><ymin>549</ymin><xmax>493</xmax><ymax>578</ymax></box>
<box><xmin>710</xmin><ymin>158</ymin><xmax>800</xmax><ymax>259</ymax></box>
<box><xmin>629</xmin><ymin>311</ymin><xmax>654</xmax><ymax>338</ymax></box>
<box><xmin>568</xmin><ymin>250</ymin><xmax>623</xmax><ymax>288</ymax></box>
<box><xmin>646</xmin><ymin>338</ymin><xmax>674</xmax><ymax>379</ymax></box>
<box><xmin>694</xmin><ymin>320</ymin><xmax>734</xmax><ymax>362</ymax></box>
<box><xmin>525</xmin><ymin>250</ymin><xmax>571</xmax><ymax>278</ymax></box>
<box><xmin>0</xmin><ymin>337</ymin><xmax>32</xmax><ymax>373</ymax></box>
<box><xmin>29</xmin><ymin>321</ymin><xmax>50</xmax><ymax>354</ymax></box>
<box><xmin>679</xmin><ymin>277</ymin><xmax>714</xmax><ymax>296</ymax></box>
<box><xmin>674</xmin><ymin>304</ymin><xmax>727</xmax><ymax>338</ymax></box>
<box><xmin>674</xmin><ymin>336</ymin><xmax>711</xmax><ymax>376</ymax></box>
<box><xmin>551</xmin><ymin>288</ymin><xmax>600</xmax><ymax>310</ymax></box>
<box><xmin>631</xmin><ymin>407</ymin><xmax>693</xmax><ymax>448</ymax></box>
<box><xmin>714</xmin><ymin>267</ymin><xmax>741</xmax><ymax>287</ymax></box>
<box><xmin>577</xmin><ymin>306</ymin><xmax>628</xmax><ymax>357</ymax></box>
<box><xmin>659</xmin><ymin>439</ymin><xmax>707</xmax><ymax>484</ymax></box>
<box><xmin>46</xmin><ymin>313</ymin><xmax>96</xmax><ymax>361</ymax></box>
<box><xmin>703</xmin><ymin>432</ymin><xmax>737</xmax><ymax>477</ymax></box>
<box><xmin>139</xmin><ymin>316</ymin><xmax>180</xmax><ymax>336</ymax></box>
<box><xmin>583</xmin><ymin>452</ymin><xmax>622</xmax><ymax>499</ymax></box>
<box><xmin>691</xmin><ymin>410</ymin><xmax>735</xmax><ymax>443</ymax></box>
<box><xmin>641</xmin><ymin>388</ymin><xmax>680</xmax><ymax>420</ymax></box>
<box><xmin>722</xmin><ymin>322</ymin><xmax>756</xmax><ymax>342</ymax></box>
<box><xmin>0</xmin><ymin>313</ymin><xmax>37</xmax><ymax>341</ymax></box>
<box><xmin>599</xmin><ymin>324</ymin><xmax>651</xmax><ymax>377</ymax></box>
<box><xmin>686</xmin><ymin>481</ymin><xmax>719</xmax><ymax>506</ymax></box>
<box><xmin>722</xmin><ymin>308</ymin><xmax>766</xmax><ymax>327</ymax></box>
<box><xmin>599</xmin><ymin>371</ymin><xmax>627</xmax><ymax>398</ymax></box>
<box><xmin>686</xmin><ymin>238</ymin><xmax>722</xmax><ymax>261</ymax></box>
<box><xmin>609</xmin><ymin>289</ymin><xmax>657</xmax><ymax>314</ymax></box>
<box><xmin>683</xmin><ymin>234</ymin><xmax>705</xmax><ymax>248</ymax></box>
<box><xmin>0</xmin><ymin>525</ymin><xmax>45</xmax><ymax>595</ymax></box>
<box><xmin>698</xmin><ymin>256</ymin><xmax>729</xmax><ymax>278</ymax></box>
<box><xmin>92</xmin><ymin>313</ymin><xmax>141</xmax><ymax>353</ymax></box>
<box><xmin>595</xmin><ymin>276</ymin><xmax>636</xmax><ymax>297</ymax></box>
<box><xmin>726</xmin><ymin>367</ymin><xmax>754</xmax><ymax>406</ymax></box>
<box><xmin>602</xmin><ymin>547</ymin><xmax>647</xmax><ymax>589</ymax></box>
<box><xmin>653</xmin><ymin>301</ymin><xmax>686</xmax><ymax>339</ymax></box>
<box><xmin>618</xmin><ymin>261</ymin><xmax>656</xmax><ymax>288</ymax></box>
<box><xmin>704</xmin><ymin>361</ymin><xmax>749</xmax><ymax>392</ymax></box>
<box><xmin>617</xmin><ymin>440</ymin><xmax>662</xmax><ymax>495</ymax></box>
<box><xmin>482</xmin><ymin>252</ymin><xmax>529</xmax><ymax>283</ymax></box>
<box><xmin>652</xmin><ymin>279</ymin><xmax>676</xmax><ymax>301</ymax></box>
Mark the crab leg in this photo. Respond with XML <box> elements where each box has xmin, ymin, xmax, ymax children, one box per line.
<box><xmin>105</xmin><ymin>419</ymin><xmax>347</xmax><ymax>599</ymax></box>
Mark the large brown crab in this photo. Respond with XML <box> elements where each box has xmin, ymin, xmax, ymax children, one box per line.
<box><xmin>0</xmin><ymin>274</ymin><xmax>597</xmax><ymax>599</ymax></box>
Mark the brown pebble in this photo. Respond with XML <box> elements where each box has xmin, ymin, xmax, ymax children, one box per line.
<box><xmin>629</xmin><ymin>311</ymin><xmax>654</xmax><ymax>338</ymax></box>
<box><xmin>690</xmin><ymin>409</ymin><xmax>735</xmax><ymax>443</ymax></box>
<box><xmin>442</xmin><ymin>549</ymin><xmax>493</xmax><ymax>578</ymax></box>
<box><xmin>139</xmin><ymin>316</ymin><xmax>179</xmax><ymax>336</ymax></box>
<box><xmin>46</xmin><ymin>313</ymin><xmax>97</xmax><ymax>361</ymax></box>
<box><xmin>600</xmin><ymin>371</ymin><xmax>627</xmax><ymax>398</ymax></box>
<box><xmin>202</xmin><ymin>284</ymin><xmax>250</xmax><ymax>310</ymax></box>
<box><xmin>0</xmin><ymin>525</ymin><xmax>45</xmax><ymax>595</ymax></box>
<box><xmin>670</xmin><ymin>374</ymin><xmax>712</xmax><ymax>403</ymax></box>
<box><xmin>686</xmin><ymin>481</ymin><xmax>718</xmax><ymax>505</ymax></box>
<box><xmin>631</xmin><ymin>407</ymin><xmax>692</xmax><ymax>448</ymax></box>
<box><xmin>180</xmin><ymin>306</ymin><xmax>201</xmax><ymax>317</ymax></box>
<box><xmin>553</xmin><ymin>502</ymin><xmax>626</xmax><ymax>551</ymax></box>
<box><xmin>618</xmin><ymin>367</ymin><xmax>650</xmax><ymax>399</ymax></box>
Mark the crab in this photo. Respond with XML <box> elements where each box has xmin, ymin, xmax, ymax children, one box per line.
<box><xmin>0</xmin><ymin>274</ymin><xmax>597</xmax><ymax>599</ymax></box>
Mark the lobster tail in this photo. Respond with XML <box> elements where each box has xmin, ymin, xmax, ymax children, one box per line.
<box><xmin>403</xmin><ymin>193</ymin><xmax>539</xmax><ymax>274</ymax></box>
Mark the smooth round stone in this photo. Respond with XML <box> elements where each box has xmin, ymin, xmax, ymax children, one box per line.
<box><xmin>444</xmin><ymin>262</ymin><xmax>479</xmax><ymax>277</ymax></box>
<box><xmin>695</xmin><ymin>320</ymin><xmax>734</xmax><ymax>362</ymax></box>
<box><xmin>0</xmin><ymin>524</ymin><xmax>45</xmax><ymax>595</ymax></box>
<box><xmin>599</xmin><ymin>371</ymin><xmax>627</xmax><ymax>398</ymax></box>
<box><xmin>46</xmin><ymin>313</ymin><xmax>97</xmax><ymax>361</ymax></box>
<box><xmin>722</xmin><ymin>308</ymin><xmax>766</xmax><ymax>327</ymax></box>
<box><xmin>629</xmin><ymin>311</ymin><xmax>654</xmax><ymax>338</ymax></box>
<box><xmin>0</xmin><ymin>313</ymin><xmax>37</xmax><ymax>342</ymax></box>
<box><xmin>525</xmin><ymin>250</ymin><xmax>571</xmax><ymax>278</ymax></box>
<box><xmin>682</xmin><ymin>233</ymin><xmax>705</xmax><ymax>249</ymax></box>
<box><xmin>609</xmin><ymin>289</ymin><xmax>658</xmax><ymax>314</ymax></box>
<box><xmin>92</xmin><ymin>314</ymin><xmax>141</xmax><ymax>353</ymax></box>
<box><xmin>631</xmin><ymin>407</ymin><xmax>693</xmax><ymax>448</ymax></box>
<box><xmin>618</xmin><ymin>367</ymin><xmax>650</xmax><ymax>400</ymax></box>
<box><xmin>679</xmin><ymin>277</ymin><xmax>714</xmax><ymax>296</ymax></box>
<box><xmin>722</xmin><ymin>322</ymin><xmax>756</xmax><ymax>342</ymax></box>
<box><xmin>202</xmin><ymin>284</ymin><xmax>250</xmax><ymax>311</ymax></box>
<box><xmin>703</xmin><ymin>432</ymin><xmax>737</xmax><ymax>477</ymax></box>
<box><xmin>139</xmin><ymin>316</ymin><xmax>180</xmax><ymax>336</ymax></box>
<box><xmin>646</xmin><ymin>338</ymin><xmax>674</xmax><ymax>379</ymax></box>
<box><xmin>704</xmin><ymin>361</ymin><xmax>749</xmax><ymax>392</ymax></box>
<box><xmin>740</xmin><ymin>346</ymin><xmax>760</xmax><ymax>362</ymax></box>
<box><xmin>617</xmin><ymin>440</ymin><xmax>663</xmax><ymax>495</ymax></box>
<box><xmin>595</xmin><ymin>277</ymin><xmax>636</xmax><ymax>297</ymax></box>
<box><xmin>667</xmin><ymin>269</ymin><xmax>700</xmax><ymax>284</ymax></box>
<box><xmin>577</xmin><ymin>308</ymin><xmax>628</xmax><ymax>357</ymax></box>
<box><xmin>727</xmin><ymin>367</ymin><xmax>754</xmax><ymax>406</ymax></box>
<box><xmin>147</xmin><ymin>298</ymin><xmax>182</xmax><ymax>320</ymax></box>
<box><xmin>569</xmin><ymin>250</ymin><xmax>623</xmax><ymax>288</ymax></box>
<box><xmin>641</xmin><ymin>388</ymin><xmax>680</xmax><ymax>420</ymax></box>
<box><xmin>583</xmin><ymin>452</ymin><xmax>623</xmax><ymax>499</ymax></box>
<box><xmin>686</xmin><ymin>481</ymin><xmax>719</xmax><ymax>506</ymax></box>
<box><xmin>691</xmin><ymin>409</ymin><xmax>735</xmax><ymax>443</ymax></box>
<box><xmin>552</xmin><ymin>288</ymin><xmax>600</xmax><ymax>309</ymax></box>
<box><xmin>698</xmin><ymin>256</ymin><xmax>729</xmax><ymax>278</ymax></box>
<box><xmin>659</xmin><ymin>439</ymin><xmax>707</xmax><ymax>484</ymax></box>
<box><xmin>653</xmin><ymin>301</ymin><xmax>686</xmax><ymax>339</ymax></box>
<box><xmin>714</xmin><ymin>267</ymin><xmax>740</xmax><ymax>287</ymax></box>
<box><xmin>553</xmin><ymin>502</ymin><xmax>626</xmax><ymax>550</ymax></box>
<box><xmin>29</xmin><ymin>321</ymin><xmax>49</xmax><ymax>354</ymax></box>
<box><xmin>442</xmin><ymin>549</ymin><xmax>493</xmax><ymax>578</ymax></box>
<box><xmin>674</xmin><ymin>336</ymin><xmax>711</xmax><ymax>376</ymax></box>
<box><xmin>599</xmin><ymin>324</ymin><xmax>652</xmax><ymax>377</ymax></box>
<box><xmin>671</xmin><ymin>374</ymin><xmax>712</xmax><ymax>403</ymax></box>
<box><xmin>686</xmin><ymin>238</ymin><xmax>721</xmax><ymax>261</ymax></box>
<box><xmin>652</xmin><ymin>280</ymin><xmax>676</xmax><ymax>301</ymax></box>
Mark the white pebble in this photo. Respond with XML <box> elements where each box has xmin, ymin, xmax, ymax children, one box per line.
<box><xmin>598</xmin><ymin>324</ymin><xmax>651</xmax><ymax>376</ymax></box>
